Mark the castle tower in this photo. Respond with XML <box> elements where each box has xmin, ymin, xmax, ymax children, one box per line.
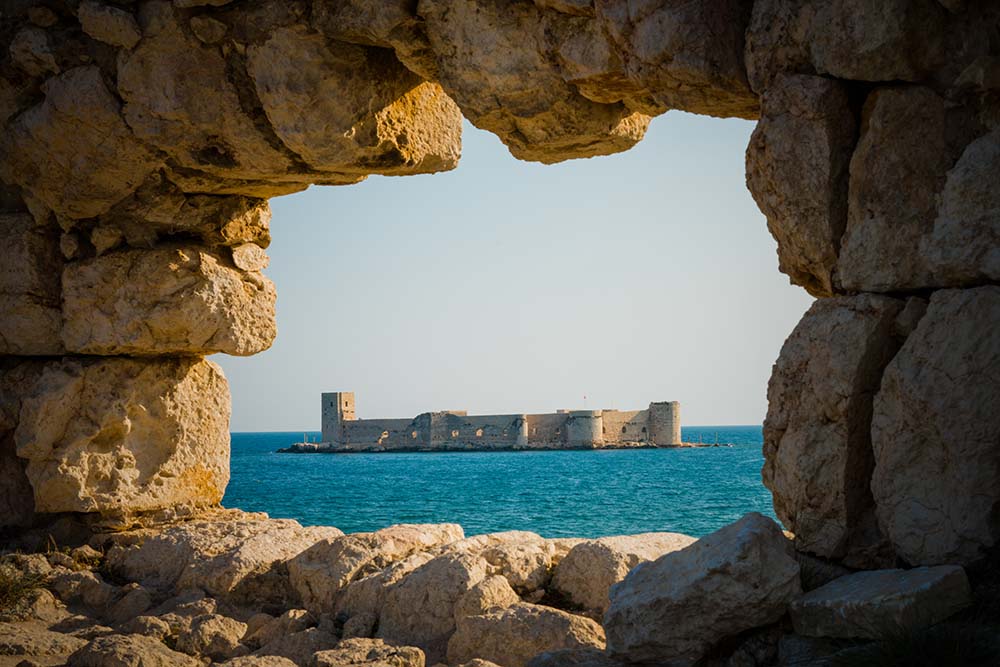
<box><xmin>565</xmin><ymin>410</ymin><xmax>604</xmax><ymax>448</ymax></box>
<box><xmin>321</xmin><ymin>392</ymin><xmax>356</xmax><ymax>443</ymax></box>
<box><xmin>648</xmin><ymin>401</ymin><xmax>681</xmax><ymax>446</ymax></box>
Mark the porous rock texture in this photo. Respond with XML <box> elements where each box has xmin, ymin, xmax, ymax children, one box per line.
<box><xmin>762</xmin><ymin>294</ymin><xmax>920</xmax><ymax>568</ymax></box>
<box><xmin>870</xmin><ymin>287</ymin><xmax>1000</xmax><ymax>567</ymax></box>
<box><xmin>550</xmin><ymin>532</ymin><xmax>696</xmax><ymax>615</ymax></box>
<box><xmin>604</xmin><ymin>513</ymin><xmax>801</xmax><ymax>665</ymax></box>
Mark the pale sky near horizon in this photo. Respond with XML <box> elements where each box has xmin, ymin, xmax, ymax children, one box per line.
<box><xmin>216</xmin><ymin>113</ymin><xmax>814</xmax><ymax>432</ymax></box>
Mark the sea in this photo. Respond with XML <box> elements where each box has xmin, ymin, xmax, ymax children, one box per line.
<box><xmin>223</xmin><ymin>425</ymin><xmax>774</xmax><ymax>539</ymax></box>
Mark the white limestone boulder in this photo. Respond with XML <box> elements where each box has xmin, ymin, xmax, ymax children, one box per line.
<box><xmin>175</xmin><ymin>613</ymin><xmax>249</xmax><ymax>661</ymax></box>
<box><xmin>447</xmin><ymin>602</ymin><xmax>606</xmax><ymax>667</ymax></box>
<box><xmin>12</xmin><ymin>357</ymin><xmax>230</xmax><ymax>517</ymax></box>
<box><xmin>871</xmin><ymin>287</ymin><xmax>1000</xmax><ymax>565</ymax></box>
<box><xmin>377</xmin><ymin>553</ymin><xmax>489</xmax><ymax>664</ymax></box>
<box><xmin>551</xmin><ymin>532</ymin><xmax>695</xmax><ymax>615</ymax></box>
<box><xmin>105</xmin><ymin>509</ymin><xmax>342</xmax><ymax>604</ymax></box>
<box><xmin>0</xmin><ymin>621</ymin><xmax>88</xmax><ymax>656</ymax></box>
<box><xmin>763</xmin><ymin>294</ymin><xmax>914</xmax><ymax>567</ymax></box>
<box><xmin>61</xmin><ymin>245</ymin><xmax>276</xmax><ymax>356</ymax></box>
<box><xmin>288</xmin><ymin>523</ymin><xmax>463</xmax><ymax>611</ymax></box>
<box><xmin>68</xmin><ymin>633</ymin><xmax>200</xmax><ymax>667</ymax></box>
<box><xmin>454</xmin><ymin>575</ymin><xmax>521</xmax><ymax>621</ymax></box>
<box><xmin>604</xmin><ymin>513</ymin><xmax>801</xmax><ymax>665</ymax></box>
<box><xmin>790</xmin><ymin>566</ymin><xmax>972</xmax><ymax>639</ymax></box>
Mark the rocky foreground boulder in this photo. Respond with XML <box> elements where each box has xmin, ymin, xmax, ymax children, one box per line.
<box><xmin>604</xmin><ymin>513</ymin><xmax>801</xmax><ymax>665</ymax></box>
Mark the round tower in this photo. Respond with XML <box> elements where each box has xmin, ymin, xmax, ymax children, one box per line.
<box><xmin>565</xmin><ymin>410</ymin><xmax>604</xmax><ymax>448</ymax></box>
<box><xmin>648</xmin><ymin>401</ymin><xmax>681</xmax><ymax>446</ymax></box>
<box><xmin>515</xmin><ymin>415</ymin><xmax>529</xmax><ymax>448</ymax></box>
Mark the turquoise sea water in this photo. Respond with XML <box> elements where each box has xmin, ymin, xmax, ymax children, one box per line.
<box><xmin>224</xmin><ymin>426</ymin><xmax>774</xmax><ymax>538</ymax></box>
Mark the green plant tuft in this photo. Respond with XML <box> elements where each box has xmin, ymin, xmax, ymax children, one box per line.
<box><xmin>0</xmin><ymin>561</ymin><xmax>46</xmax><ymax>619</ymax></box>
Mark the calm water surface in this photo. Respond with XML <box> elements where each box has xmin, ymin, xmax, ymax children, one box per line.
<box><xmin>223</xmin><ymin>425</ymin><xmax>773</xmax><ymax>538</ymax></box>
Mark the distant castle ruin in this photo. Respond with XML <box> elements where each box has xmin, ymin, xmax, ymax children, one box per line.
<box><xmin>287</xmin><ymin>393</ymin><xmax>682</xmax><ymax>453</ymax></box>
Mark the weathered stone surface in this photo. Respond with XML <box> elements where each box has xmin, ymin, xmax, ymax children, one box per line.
<box><xmin>100</xmin><ymin>175</ymin><xmax>272</xmax><ymax>250</ymax></box>
<box><xmin>377</xmin><ymin>553</ymin><xmax>489</xmax><ymax>664</ymax></box>
<box><xmin>763</xmin><ymin>295</ymin><xmax>912</xmax><ymax>567</ymax></box>
<box><xmin>419</xmin><ymin>0</ymin><xmax>649</xmax><ymax>164</ymax></box>
<box><xmin>49</xmin><ymin>570</ymin><xmax>119</xmax><ymax>610</ymax></box>
<box><xmin>289</xmin><ymin>523</ymin><xmax>463</xmax><ymax>612</ymax></box>
<box><xmin>254</xmin><ymin>628</ymin><xmax>339</xmax><ymax>665</ymax></box>
<box><xmin>448</xmin><ymin>602</ymin><xmax>605</xmax><ymax>667</ymax></box>
<box><xmin>9</xmin><ymin>27</ymin><xmax>59</xmax><ymax>76</ymax></box>
<box><xmin>837</xmin><ymin>86</ymin><xmax>980</xmax><ymax>292</ymax></box>
<box><xmin>68</xmin><ymin>633</ymin><xmax>200</xmax><ymax>667</ymax></box>
<box><xmin>0</xmin><ymin>622</ymin><xmax>87</xmax><ymax>655</ymax></box>
<box><xmin>245</xmin><ymin>609</ymin><xmax>314</xmax><ymax>650</ymax></box>
<box><xmin>604</xmin><ymin>513</ymin><xmax>801</xmax><ymax>665</ymax></box>
<box><xmin>790</xmin><ymin>566</ymin><xmax>972</xmax><ymax>639</ymax></box>
<box><xmin>551</xmin><ymin>532</ymin><xmax>695</xmax><ymax>614</ymax></box>
<box><xmin>871</xmin><ymin>287</ymin><xmax>1000</xmax><ymax>566</ymax></box>
<box><xmin>106</xmin><ymin>586</ymin><xmax>153</xmax><ymax>625</ymax></box>
<box><xmin>247</xmin><ymin>26</ymin><xmax>461</xmax><ymax>176</ymax></box>
<box><xmin>744</xmin><ymin>0</ymin><xmax>949</xmax><ymax>93</ymax></box>
<box><xmin>106</xmin><ymin>510</ymin><xmax>342</xmax><ymax>603</ymax></box>
<box><xmin>334</xmin><ymin>551</ymin><xmax>437</xmax><ymax>621</ymax></box>
<box><xmin>120</xmin><ymin>615</ymin><xmax>172</xmax><ymax>640</ymax></box>
<box><xmin>595</xmin><ymin>0</ymin><xmax>758</xmax><ymax>119</ymax></box>
<box><xmin>0</xmin><ymin>66</ymin><xmax>159</xmax><ymax>220</ymax></box>
<box><xmin>454</xmin><ymin>575</ymin><xmax>520</xmax><ymax>620</ymax></box>
<box><xmin>0</xmin><ymin>213</ymin><xmax>64</xmax><ymax>355</ymax></box>
<box><xmin>0</xmin><ymin>433</ymin><xmax>35</xmax><ymax>529</ymax></box>
<box><xmin>12</xmin><ymin>357</ymin><xmax>230</xmax><ymax>516</ymax></box>
<box><xmin>746</xmin><ymin>74</ymin><xmax>855</xmax><ymax>297</ymax></box>
<box><xmin>220</xmin><ymin>657</ymin><xmax>297</xmax><ymax>667</ymax></box>
<box><xmin>526</xmin><ymin>649</ymin><xmax>625</xmax><ymax>667</ymax></box>
<box><xmin>77</xmin><ymin>1</ymin><xmax>142</xmax><ymax>49</ymax></box>
<box><xmin>117</xmin><ymin>3</ymin><xmax>296</xmax><ymax>187</ymax></box>
<box><xmin>312</xmin><ymin>638</ymin><xmax>425</xmax><ymax>667</ymax></box>
<box><xmin>232</xmin><ymin>244</ymin><xmax>270</xmax><ymax>272</ymax></box>
<box><xmin>176</xmin><ymin>614</ymin><xmax>249</xmax><ymax>661</ymax></box>
<box><xmin>61</xmin><ymin>245</ymin><xmax>276</xmax><ymax>356</ymax></box>
<box><xmin>923</xmin><ymin>127</ymin><xmax>1000</xmax><ymax>285</ymax></box>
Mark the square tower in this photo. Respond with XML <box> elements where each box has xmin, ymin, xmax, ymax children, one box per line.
<box><xmin>321</xmin><ymin>392</ymin><xmax>356</xmax><ymax>443</ymax></box>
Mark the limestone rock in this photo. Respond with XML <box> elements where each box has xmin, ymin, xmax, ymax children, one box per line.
<box><xmin>289</xmin><ymin>523</ymin><xmax>463</xmax><ymax>612</ymax></box>
<box><xmin>100</xmin><ymin>175</ymin><xmax>272</xmax><ymax>250</ymax></box>
<box><xmin>49</xmin><ymin>571</ymin><xmax>120</xmax><ymax>611</ymax></box>
<box><xmin>377</xmin><ymin>553</ymin><xmax>489</xmax><ymax>664</ymax></box>
<box><xmin>247</xmin><ymin>26</ymin><xmax>462</xmax><ymax>176</ymax></box>
<box><xmin>254</xmin><ymin>628</ymin><xmax>339</xmax><ymax>665</ymax></box>
<box><xmin>117</xmin><ymin>4</ymin><xmax>297</xmax><ymax>187</ymax></box>
<box><xmin>604</xmin><ymin>513</ymin><xmax>801</xmax><ymax>665</ymax></box>
<box><xmin>119</xmin><ymin>615</ymin><xmax>172</xmax><ymax>640</ymax></box>
<box><xmin>106</xmin><ymin>510</ymin><xmax>342</xmax><ymax>603</ymax></box>
<box><xmin>13</xmin><ymin>357</ymin><xmax>230</xmax><ymax>516</ymax></box>
<box><xmin>232</xmin><ymin>244</ymin><xmax>270</xmax><ymax>272</ymax></box>
<box><xmin>419</xmin><ymin>0</ymin><xmax>650</xmax><ymax>164</ymax></box>
<box><xmin>763</xmin><ymin>295</ymin><xmax>911</xmax><ymax>567</ymax></box>
<box><xmin>790</xmin><ymin>566</ymin><xmax>972</xmax><ymax>639</ymax></box>
<box><xmin>535</xmin><ymin>0</ymin><xmax>593</xmax><ymax>17</ymax></box>
<box><xmin>334</xmin><ymin>551</ymin><xmax>437</xmax><ymax>620</ymax></box>
<box><xmin>745</xmin><ymin>75</ymin><xmax>855</xmax><ymax>297</ymax></box>
<box><xmin>189</xmin><ymin>15</ymin><xmax>228</xmax><ymax>44</ymax></box>
<box><xmin>448</xmin><ymin>602</ymin><xmax>605</xmax><ymax>667</ymax></box>
<box><xmin>0</xmin><ymin>434</ymin><xmax>35</xmax><ymax>529</ymax></box>
<box><xmin>871</xmin><ymin>287</ymin><xmax>1000</xmax><ymax>566</ymax></box>
<box><xmin>454</xmin><ymin>575</ymin><xmax>520</xmax><ymax>620</ymax></box>
<box><xmin>176</xmin><ymin>614</ymin><xmax>249</xmax><ymax>661</ymax></box>
<box><xmin>61</xmin><ymin>245</ymin><xmax>276</xmax><ymax>356</ymax></box>
<box><xmin>923</xmin><ymin>127</ymin><xmax>1000</xmax><ymax>285</ymax></box>
<box><xmin>245</xmin><ymin>609</ymin><xmax>315</xmax><ymax>649</ymax></box>
<box><xmin>68</xmin><ymin>633</ymin><xmax>201</xmax><ymax>667</ymax></box>
<box><xmin>0</xmin><ymin>66</ymin><xmax>159</xmax><ymax>220</ymax></box>
<box><xmin>77</xmin><ymin>1</ymin><xmax>142</xmax><ymax>49</ymax></box>
<box><xmin>595</xmin><ymin>0</ymin><xmax>759</xmax><ymax>119</ymax></box>
<box><xmin>445</xmin><ymin>531</ymin><xmax>557</xmax><ymax>596</ymax></box>
<box><xmin>106</xmin><ymin>586</ymin><xmax>153</xmax><ymax>625</ymax></box>
<box><xmin>837</xmin><ymin>86</ymin><xmax>979</xmax><ymax>292</ymax></box>
<box><xmin>9</xmin><ymin>27</ymin><xmax>59</xmax><ymax>76</ymax></box>
<box><xmin>0</xmin><ymin>621</ymin><xmax>87</xmax><ymax>656</ymax></box>
<box><xmin>0</xmin><ymin>213</ymin><xmax>64</xmax><ymax>355</ymax></box>
<box><xmin>551</xmin><ymin>532</ymin><xmax>695</xmax><ymax>614</ymax></box>
<box><xmin>220</xmin><ymin>657</ymin><xmax>298</xmax><ymax>667</ymax></box>
<box><xmin>311</xmin><ymin>638</ymin><xmax>425</xmax><ymax>667</ymax></box>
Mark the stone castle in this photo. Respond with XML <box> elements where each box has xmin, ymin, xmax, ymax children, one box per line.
<box><xmin>299</xmin><ymin>393</ymin><xmax>681</xmax><ymax>452</ymax></box>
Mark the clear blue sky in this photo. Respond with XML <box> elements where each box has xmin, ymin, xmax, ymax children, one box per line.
<box><xmin>216</xmin><ymin>113</ymin><xmax>813</xmax><ymax>432</ymax></box>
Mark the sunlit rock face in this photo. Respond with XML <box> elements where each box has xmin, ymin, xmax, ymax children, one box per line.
<box><xmin>0</xmin><ymin>0</ymin><xmax>996</xmax><ymax>633</ymax></box>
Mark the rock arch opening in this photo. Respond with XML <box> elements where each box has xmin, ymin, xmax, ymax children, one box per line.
<box><xmin>0</xmin><ymin>0</ymin><xmax>998</xmax><ymax>608</ymax></box>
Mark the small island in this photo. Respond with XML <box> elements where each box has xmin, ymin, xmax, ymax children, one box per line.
<box><xmin>279</xmin><ymin>392</ymin><xmax>710</xmax><ymax>453</ymax></box>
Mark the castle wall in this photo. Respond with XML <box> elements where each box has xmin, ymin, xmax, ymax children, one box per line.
<box><xmin>600</xmin><ymin>410</ymin><xmax>648</xmax><ymax>444</ymax></box>
<box><xmin>525</xmin><ymin>413</ymin><xmax>567</xmax><ymax>445</ymax></box>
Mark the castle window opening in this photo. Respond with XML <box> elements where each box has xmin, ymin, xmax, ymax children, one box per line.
<box><xmin>451</xmin><ymin>430</ymin><xmax>459</xmax><ymax>438</ymax></box>
<box><xmin>476</xmin><ymin>429</ymin><xmax>483</xmax><ymax>437</ymax></box>
<box><xmin>641</xmin><ymin>427</ymin><xmax>647</xmax><ymax>434</ymax></box>
<box><xmin>411</xmin><ymin>431</ymin><xmax>418</xmax><ymax>439</ymax></box>
<box><xmin>622</xmin><ymin>426</ymin><xmax>627</xmax><ymax>434</ymax></box>
<box><xmin>381</xmin><ymin>431</ymin><xmax>389</xmax><ymax>439</ymax></box>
